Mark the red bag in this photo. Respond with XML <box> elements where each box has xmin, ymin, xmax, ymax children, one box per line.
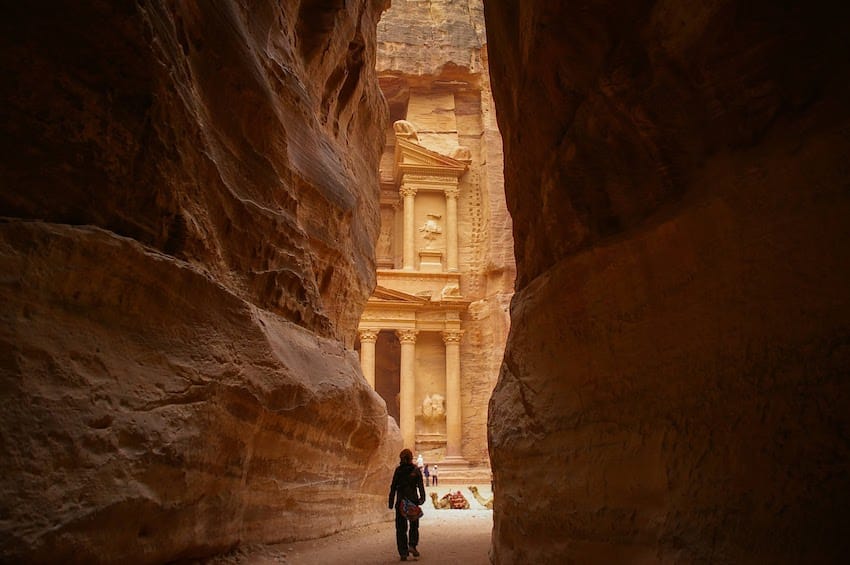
<box><xmin>400</xmin><ymin>498</ymin><xmax>423</xmax><ymax>521</ymax></box>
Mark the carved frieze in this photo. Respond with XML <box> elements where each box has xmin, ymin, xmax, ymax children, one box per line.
<box><xmin>403</xmin><ymin>174</ymin><xmax>447</xmax><ymax>184</ymax></box>
<box><xmin>360</xmin><ymin>311</ymin><xmax>416</xmax><ymax>321</ymax></box>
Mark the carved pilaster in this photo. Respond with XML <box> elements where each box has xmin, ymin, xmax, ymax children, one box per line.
<box><xmin>400</xmin><ymin>185</ymin><xmax>418</xmax><ymax>270</ymax></box>
<box><xmin>443</xmin><ymin>328</ymin><xmax>464</xmax><ymax>459</ymax></box>
<box><xmin>445</xmin><ymin>184</ymin><xmax>460</xmax><ymax>272</ymax></box>
<box><xmin>397</xmin><ymin>328</ymin><xmax>419</xmax><ymax>449</ymax></box>
<box><xmin>358</xmin><ymin>329</ymin><xmax>379</xmax><ymax>389</ymax></box>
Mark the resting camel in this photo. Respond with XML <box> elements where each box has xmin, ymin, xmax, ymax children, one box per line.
<box><xmin>468</xmin><ymin>486</ymin><xmax>493</xmax><ymax>510</ymax></box>
<box><xmin>445</xmin><ymin>491</ymin><xmax>470</xmax><ymax>509</ymax></box>
<box><xmin>430</xmin><ymin>491</ymin><xmax>470</xmax><ymax>509</ymax></box>
<box><xmin>430</xmin><ymin>491</ymin><xmax>451</xmax><ymax>509</ymax></box>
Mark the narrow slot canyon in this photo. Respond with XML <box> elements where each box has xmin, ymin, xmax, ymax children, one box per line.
<box><xmin>1</xmin><ymin>1</ymin><xmax>849</xmax><ymax>564</ymax></box>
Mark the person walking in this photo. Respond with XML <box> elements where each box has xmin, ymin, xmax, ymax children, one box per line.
<box><xmin>431</xmin><ymin>464</ymin><xmax>439</xmax><ymax>486</ymax></box>
<box><xmin>423</xmin><ymin>464</ymin><xmax>430</xmax><ymax>486</ymax></box>
<box><xmin>388</xmin><ymin>448</ymin><xmax>426</xmax><ymax>561</ymax></box>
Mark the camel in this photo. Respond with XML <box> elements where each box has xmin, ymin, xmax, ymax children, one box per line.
<box><xmin>468</xmin><ymin>486</ymin><xmax>493</xmax><ymax>510</ymax></box>
<box><xmin>430</xmin><ymin>491</ymin><xmax>451</xmax><ymax>509</ymax></box>
<box><xmin>445</xmin><ymin>491</ymin><xmax>470</xmax><ymax>509</ymax></box>
<box><xmin>429</xmin><ymin>491</ymin><xmax>471</xmax><ymax>509</ymax></box>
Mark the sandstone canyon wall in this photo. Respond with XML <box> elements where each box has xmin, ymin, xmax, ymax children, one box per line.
<box><xmin>485</xmin><ymin>1</ymin><xmax>850</xmax><ymax>563</ymax></box>
<box><xmin>0</xmin><ymin>1</ymin><xmax>399</xmax><ymax>563</ymax></box>
<box><xmin>377</xmin><ymin>0</ymin><xmax>514</xmax><ymax>467</ymax></box>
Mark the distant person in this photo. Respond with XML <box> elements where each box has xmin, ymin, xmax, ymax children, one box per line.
<box><xmin>432</xmin><ymin>464</ymin><xmax>439</xmax><ymax>486</ymax></box>
<box><xmin>416</xmin><ymin>452</ymin><xmax>424</xmax><ymax>469</ymax></box>
<box><xmin>388</xmin><ymin>448</ymin><xmax>426</xmax><ymax>561</ymax></box>
<box><xmin>423</xmin><ymin>464</ymin><xmax>430</xmax><ymax>486</ymax></box>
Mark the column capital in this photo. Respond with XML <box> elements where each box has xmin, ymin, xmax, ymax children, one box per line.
<box><xmin>441</xmin><ymin>329</ymin><xmax>464</xmax><ymax>344</ymax></box>
<box><xmin>358</xmin><ymin>328</ymin><xmax>379</xmax><ymax>343</ymax></box>
<box><xmin>444</xmin><ymin>185</ymin><xmax>460</xmax><ymax>199</ymax></box>
<box><xmin>396</xmin><ymin>329</ymin><xmax>419</xmax><ymax>344</ymax></box>
<box><xmin>400</xmin><ymin>185</ymin><xmax>417</xmax><ymax>198</ymax></box>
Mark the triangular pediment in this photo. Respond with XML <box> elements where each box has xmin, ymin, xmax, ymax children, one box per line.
<box><xmin>395</xmin><ymin>138</ymin><xmax>468</xmax><ymax>174</ymax></box>
<box><xmin>371</xmin><ymin>285</ymin><xmax>430</xmax><ymax>303</ymax></box>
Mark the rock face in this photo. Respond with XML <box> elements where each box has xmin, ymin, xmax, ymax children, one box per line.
<box><xmin>484</xmin><ymin>1</ymin><xmax>850</xmax><ymax>563</ymax></box>
<box><xmin>375</xmin><ymin>0</ymin><xmax>514</xmax><ymax>469</ymax></box>
<box><xmin>0</xmin><ymin>1</ymin><xmax>398</xmax><ymax>563</ymax></box>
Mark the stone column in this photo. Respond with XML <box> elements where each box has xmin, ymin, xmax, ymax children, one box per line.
<box><xmin>397</xmin><ymin>329</ymin><xmax>419</xmax><ymax>449</ymax></box>
<box><xmin>445</xmin><ymin>185</ymin><xmax>459</xmax><ymax>272</ymax></box>
<box><xmin>442</xmin><ymin>329</ymin><xmax>464</xmax><ymax>458</ymax></box>
<box><xmin>358</xmin><ymin>329</ymin><xmax>379</xmax><ymax>388</ymax></box>
<box><xmin>400</xmin><ymin>184</ymin><xmax>417</xmax><ymax>270</ymax></box>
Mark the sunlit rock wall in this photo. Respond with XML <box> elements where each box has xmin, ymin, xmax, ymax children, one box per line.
<box><xmin>0</xmin><ymin>1</ymin><xmax>398</xmax><ymax>563</ymax></box>
<box><xmin>377</xmin><ymin>0</ymin><xmax>514</xmax><ymax>467</ymax></box>
<box><xmin>485</xmin><ymin>1</ymin><xmax>850</xmax><ymax>563</ymax></box>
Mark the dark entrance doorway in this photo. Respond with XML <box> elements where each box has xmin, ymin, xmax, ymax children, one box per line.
<box><xmin>375</xmin><ymin>330</ymin><xmax>401</xmax><ymax>425</ymax></box>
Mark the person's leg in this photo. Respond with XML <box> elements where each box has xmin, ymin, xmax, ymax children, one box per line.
<box><xmin>395</xmin><ymin>510</ymin><xmax>409</xmax><ymax>558</ymax></box>
<box><xmin>409</xmin><ymin>518</ymin><xmax>420</xmax><ymax>553</ymax></box>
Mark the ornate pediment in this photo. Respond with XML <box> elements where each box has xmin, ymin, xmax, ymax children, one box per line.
<box><xmin>393</xmin><ymin>138</ymin><xmax>468</xmax><ymax>183</ymax></box>
<box><xmin>370</xmin><ymin>285</ymin><xmax>430</xmax><ymax>304</ymax></box>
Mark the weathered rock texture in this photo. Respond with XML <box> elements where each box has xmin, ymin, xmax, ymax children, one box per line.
<box><xmin>376</xmin><ymin>0</ymin><xmax>513</xmax><ymax>468</ymax></box>
<box><xmin>0</xmin><ymin>1</ymin><xmax>398</xmax><ymax>563</ymax></box>
<box><xmin>485</xmin><ymin>0</ymin><xmax>850</xmax><ymax>563</ymax></box>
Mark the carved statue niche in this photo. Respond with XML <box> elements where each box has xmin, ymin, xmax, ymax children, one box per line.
<box><xmin>421</xmin><ymin>393</ymin><xmax>446</xmax><ymax>421</ymax></box>
<box><xmin>450</xmin><ymin>145</ymin><xmax>472</xmax><ymax>162</ymax></box>
<box><xmin>419</xmin><ymin>213</ymin><xmax>442</xmax><ymax>249</ymax></box>
<box><xmin>377</xmin><ymin>207</ymin><xmax>394</xmax><ymax>260</ymax></box>
<box><xmin>440</xmin><ymin>283</ymin><xmax>461</xmax><ymax>299</ymax></box>
<box><xmin>393</xmin><ymin>119</ymin><xmax>419</xmax><ymax>142</ymax></box>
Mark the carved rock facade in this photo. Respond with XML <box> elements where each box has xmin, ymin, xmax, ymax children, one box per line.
<box><xmin>0</xmin><ymin>2</ymin><xmax>398</xmax><ymax>562</ymax></box>
<box><xmin>357</xmin><ymin>0</ymin><xmax>513</xmax><ymax>479</ymax></box>
<box><xmin>485</xmin><ymin>1</ymin><xmax>850</xmax><ymax>563</ymax></box>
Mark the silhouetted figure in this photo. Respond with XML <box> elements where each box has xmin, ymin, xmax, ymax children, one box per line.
<box><xmin>388</xmin><ymin>448</ymin><xmax>426</xmax><ymax>561</ymax></box>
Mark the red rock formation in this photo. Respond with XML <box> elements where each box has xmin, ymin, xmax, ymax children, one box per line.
<box><xmin>485</xmin><ymin>0</ymin><xmax>850</xmax><ymax>563</ymax></box>
<box><xmin>0</xmin><ymin>1</ymin><xmax>398</xmax><ymax>562</ymax></box>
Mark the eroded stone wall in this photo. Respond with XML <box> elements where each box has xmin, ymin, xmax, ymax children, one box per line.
<box><xmin>0</xmin><ymin>1</ymin><xmax>398</xmax><ymax>562</ymax></box>
<box><xmin>485</xmin><ymin>0</ymin><xmax>850</xmax><ymax>563</ymax></box>
<box><xmin>377</xmin><ymin>0</ymin><xmax>514</xmax><ymax>467</ymax></box>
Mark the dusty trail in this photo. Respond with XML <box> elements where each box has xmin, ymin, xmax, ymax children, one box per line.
<box><xmin>208</xmin><ymin>485</ymin><xmax>494</xmax><ymax>565</ymax></box>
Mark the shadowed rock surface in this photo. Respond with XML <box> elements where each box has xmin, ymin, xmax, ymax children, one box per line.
<box><xmin>484</xmin><ymin>0</ymin><xmax>850</xmax><ymax>563</ymax></box>
<box><xmin>0</xmin><ymin>1</ymin><xmax>398</xmax><ymax>562</ymax></box>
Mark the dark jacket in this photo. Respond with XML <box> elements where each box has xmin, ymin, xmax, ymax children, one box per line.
<box><xmin>388</xmin><ymin>462</ymin><xmax>426</xmax><ymax>508</ymax></box>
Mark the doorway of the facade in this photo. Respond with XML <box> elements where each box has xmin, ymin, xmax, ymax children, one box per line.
<box><xmin>374</xmin><ymin>330</ymin><xmax>401</xmax><ymax>425</ymax></box>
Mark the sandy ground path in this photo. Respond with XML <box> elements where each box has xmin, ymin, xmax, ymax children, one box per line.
<box><xmin>210</xmin><ymin>485</ymin><xmax>493</xmax><ymax>565</ymax></box>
